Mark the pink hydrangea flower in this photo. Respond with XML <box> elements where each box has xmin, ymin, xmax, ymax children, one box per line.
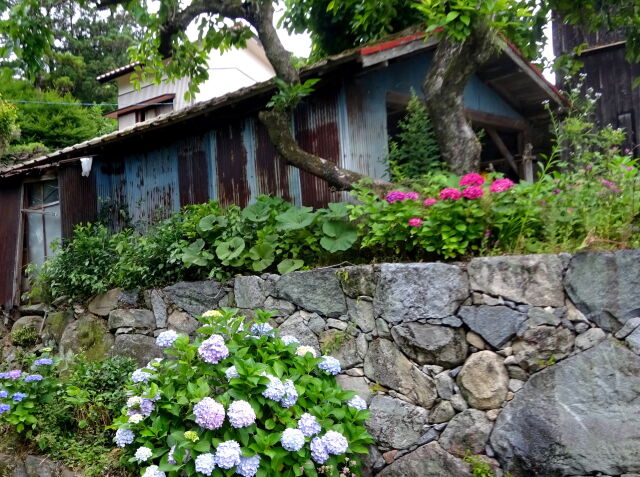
<box><xmin>439</xmin><ymin>188</ymin><xmax>462</xmax><ymax>201</ymax></box>
<box><xmin>489</xmin><ymin>178</ymin><xmax>515</xmax><ymax>193</ymax></box>
<box><xmin>462</xmin><ymin>186</ymin><xmax>484</xmax><ymax>199</ymax></box>
<box><xmin>406</xmin><ymin>192</ymin><xmax>419</xmax><ymax>200</ymax></box>
<box><xmin>423</xmin><ymin>198</ymin><xmax>437</xmax><ymax>207</ymax></box>
<box><xmin>459</xmin><ymin>173</ymin><xmax>485</xmax><ymax>187</ymax></box>
<box><xmin>408</xmin><ymin>218</ymin><xmax>423</xmax><ymax>227</ymax></box>
<box><xmin>386</xmin><ymin>190</ymin><xmax>407</xmax><ymax>203</ymax></box>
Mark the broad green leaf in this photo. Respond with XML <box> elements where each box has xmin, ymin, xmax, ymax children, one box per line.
<box><xmin>242</xmin><ymin>201</ymin><xmax>272</xmax><ymax>222</ymax></box>
<box><xmin>216</xmin><ymin>237</ymin><xmax>245</xmax><ymax>261</ymax></box>
<box><xmin>248</xmin><ymin>243</ymin><xmax>275</xmax><ymax>271</ymax></box>
<box><xmin>275</xmin><ymin>207</ymin><xmax>315</xmax><ymax>231</ymax></box>
<box><xmin>320</xmin><ymin>220</ymin><xmax>358</xmax><ymax>252</ymax></box>
<box><xmin>198</xmin><ymin>214</ymin><xmax>228</xmax><ymax>232</ymax></box>
<box><xmin>277</xmin><ymin>258</ymin><xmax>304</xmax><ymax>274</ymax></box>
<box><xmin>180</xmin><ymin>239</ymin><xmax>213</xmax><ymax>267</ymax></box>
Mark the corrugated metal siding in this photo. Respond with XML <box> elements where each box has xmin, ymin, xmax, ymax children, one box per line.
<box><xmin>95</xmin><ymin>148</ymin><xmax>180</xmax><ymax>230</ymax></box>
<box><xmin>294</xmin><ymin>88</ymin><xmax>342</xmax><ymax>208</ymax></box>
<box><xmin>0</xmin><ymin>181</ymin><xmax>22</xmax><ymax>309</ymax></box>
<box><xmin>59</xmin><ymin>164</ymin><xmax>97</xmax><ymax>239</ymax></box>
<box><xmin>216</xmin><ymin>120</ymin><xmax>250</xmax><ymax>207</ymax></box>
<box><xmin>178</xmin><ymin>135</ymin><xmax>210</xmax><ymax>206</ymax></box>
<box><xmin>254</xmin><ymin>118</ymin><xmax>296</xmax><ymax>202</ymax></box>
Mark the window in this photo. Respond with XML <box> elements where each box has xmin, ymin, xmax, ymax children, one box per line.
<box><xmin>23</xmin><ymin>179</ymin><xmax>61</xmax><ymax>268</ymax></box>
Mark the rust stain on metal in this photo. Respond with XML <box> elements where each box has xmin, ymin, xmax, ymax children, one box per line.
<box><xmin>254</xmin><ymin>119</ymin><xmax>292</xmax><ymax>202</ymax></box>
<box><xmin>178</xmin><ymin>135</ymin><xmax>210</xmax><ymax>206</ymax></box>
<box><xmin>0</xmin><ymin>180</ymin><xmax>22</xmax><ymax>309</ymax></box>
<box><xmin>216</xmin><ymin>121</ymin><xmax>250</xmax><ymax>207</ymax></box>
<box><xmin>294</xmin><ymin>88</ymin><xmax>341</xmax><ymax>208</ymax></box>
<box><xmin>59</xmin><ymin>164</ymin><xmax>97</xmax><ymax>239</ymax></box>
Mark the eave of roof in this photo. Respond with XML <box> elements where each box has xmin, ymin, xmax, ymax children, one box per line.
<box><xmin>104</xmin><ymin>93</ymin><xmax>176</xmax><ymax>118</ymax></box>
<box><xmin>2</xmin><ymin>30</ymin><xmax>564</xmax><ymax>179</ymax></box>
<box><xmin>96</xmin><ymin>62</ymin><xmax>141</xmax><ymax>83</ymax></box>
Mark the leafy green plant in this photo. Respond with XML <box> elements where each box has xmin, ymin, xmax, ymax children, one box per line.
<box><xmin>463</xmin><ymin>450</ymin><xmax>495</xmax><ymax>477</ymax></box>
<box><xmin>387</xmin><ymin>91</ymin><xmax>441</xmax><ymax>180</ymax></box>
<box><xmin>267</xmin><ymin>78</ymin><xmax>321</xmax><ymax>110</ymax></box>
<box><xmin>112</xmin><ymin>308</ymin><xmax>373</xmax><ymax>476</ymax></box>
<box><xmin>11</xmin><ymin>326</ymin><xmax>39</xmax><ymax>347</ymax></box>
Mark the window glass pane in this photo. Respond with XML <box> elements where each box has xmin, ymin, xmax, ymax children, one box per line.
<box><xmin>27</xmin><ymin>183</ymin><xmax>43</xmax><ymax>208</ymax></box>
<box><xmin>44</xmin><ymin>203</ymin><xmax>61</xmax><ymax>258</ymax></box>
<box><xmin>43</xmin><ymin>180</ymin><xmax>59</xmax><ymax>204</ymax></box>
<box><xmin>27</xmin><ymin>212</ymin><xmax>45</xmax><ymax>268</ymax></box>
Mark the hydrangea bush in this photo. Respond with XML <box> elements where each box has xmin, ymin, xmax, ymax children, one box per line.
<box><xmin>112</xmin><ymin>309</ymin><xmax>372</xmax><ymax>477</ymax></box>
<box><xmin>0</xmin><ymin>352</ymin><xmax>56</xmax><ymax>434</ymax></box>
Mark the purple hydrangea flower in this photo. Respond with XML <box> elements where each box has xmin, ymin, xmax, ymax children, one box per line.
<box><xmin>12</xmin><ymin>392</ymin><xmax>26</xmax><ymax>402</ymax></box>
<box><xmin>0</xmin><ymin>390</ymin><xmax>8</xmax><ymax>399</ymax></box>
<box><xmin>198</xmin><ymin>335</ymin><xmax>229</xmax><ymax>364</ymax></box>
<box><xmin>280</xmin><ymin>335</ymin><xmax>300</xmax><ymax>346</ymax></box>
<box><xmin>7</xmin><ymin>370</ymin><xmax>22</xmax><ymax>380</ymax></box>
<box><xmin>215</xmin><ymin>440</ymin><xmax>241</xmax><ymax>469</ymax></box>
<box><xmin>225</xmin><ymin>366</ymin><xmax>239</xmax><ymax>381</ymax></box>
<box><xmin>310</xmin><ymin>437</ymin><xmax>329</xmax><ymax>464</ymax></box>
<box><xmin>131</xmin><ymin>369</ymin><xmax>152</xmax><ymax>384</ymax></box>
<box><xmin>347</xmin><ymin>395</ymin><xmax>367</xmax><ymax>410</ymax></box>
<box><xmin>228</xmin><ymin>400</ymin><xmax>256</xmax><ymax>428</ymax></box>
<box><xmin>142</xmin><ymin>465</ymin><xmax>166</xmax><ymax>477</ymax></box>
<box><xmin>194</xmin><ymin>453</ymin><xmax>216</xmax><ymax>476</ymax></box>
<box><xmin>250</xmin><ymin>323</ymin><xmax>274</xmax><ymax>337</ymax></box>
<box><xmin>318</xmin><ymin>356</ymin><xmax>341</xmax><ymax>375</ymax></box>
<box><xmin>34</xmin><ymin>358</ymin><xmax>53</xmax><ymax>366</ymax></box>
<box><xmin>281</xmin><ymin>428</ymin><xmax>305</xmax><ymax>452</ymax></box>
<box><xmin>0</xmin><ymin>403</ymin><xmax>10</xmax><ymax>415</ymax></box>
<box><xmin>280</xmin><ymin>379</ymin><xmax>298</xmax><ymax>408</ymax></box>
<box><xmin>236</xmin><ymin>455</ymin><xmax>261</xmax><ymax>477</ymax></box>
<box><xmin>323</xmin><ymin>430</ymin><xmax>348</xmax><ymax>455</ymax></box>
<box><xmin>386</xmin><ymin>190</ymin><xmax>407</xmax><ymax>203</ymax></box>
<box><xmin>156</xmin><ymin>330</ymin><xmax>179</xmax><ymax>348</ymax></box>
<box><xmin>193</xmin><ymin>397</ymin><xmax>225</xmax><ymax>430</ymax></box>
<box><xmin>24</xmin><ymin>374</ymin><xmax>43</xmax><ymax>382</ymax></box>
<box><xmin>134</xmin><ymin>446</ymin><xmax>153</xmax><ymax>462</ymax></box>
<box><xmin>298</xmin><ymin>413</ymin><xmax>321</xmax><ymax>437</ymax></box>
<box><xmin>127</xmin><ymin>397</ymin><xmax>155</xmax><ymax>417</ymax></box>
<box><xmin>114</xmin><ymin>428</ymin><xmax>134</xmax><ymax>447</ymax></box>
<box><xmin>261</xmin><ymin>374</ymin><xmax>285</xmax><ymax>401</ymax></box>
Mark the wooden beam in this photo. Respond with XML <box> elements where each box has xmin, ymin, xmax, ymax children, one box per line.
<box><xmin>486</xmin><ymin>127</ymin><xmax>519</xmax><ymax>174</ymax></box>
<box><xmin>466</xmin><ymin>109</ymin><xmax>529</xmax><ymax>132</ymax></box>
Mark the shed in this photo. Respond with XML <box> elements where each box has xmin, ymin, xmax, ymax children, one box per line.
<box><xmin>0</xmin><ymin>32</ymin><xmax>563</xmax><ymax>311</ymax></box>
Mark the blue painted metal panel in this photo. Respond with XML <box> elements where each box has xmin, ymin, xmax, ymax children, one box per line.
<box><xmin>205</xmin><ymin>131</ymin><xmax>219</xmax><ymax>202</ymax></box>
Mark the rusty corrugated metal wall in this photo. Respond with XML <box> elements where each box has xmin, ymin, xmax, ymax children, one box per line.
<box><xmin>59</xmin><ymin>163</ymin><xmax>97</xmax><ymax>239</ymax></box>
<box><xmin>0</xmin><ymin>181</ymin><xmax>22</xmax><ymax>309</ymax></box>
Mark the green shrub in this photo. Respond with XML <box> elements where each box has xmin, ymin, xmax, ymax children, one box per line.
<box><xmin>112</xmin><ymin>309</ymin><xmax>372</xmax><ymax>476</ymax></box>
<box><xmin>11</xmin><ymin>326</ymin><xmax>39</xmax><ymax>347</ymax></box>
<box><xmin>463</xmin><ymin>451</ymin><xmax>495</xmax><ymax>477</ymax></box>
<box><xmin>387</xmin><ymin>91</ymin><xmax>441</xmax><ymax>180</ymax></box>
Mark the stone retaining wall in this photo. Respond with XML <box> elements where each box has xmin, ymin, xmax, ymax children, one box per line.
<box><xmin>2</xmin><ymin>250</ymin><xmax>640</xmax><ymax>477</ymax></box>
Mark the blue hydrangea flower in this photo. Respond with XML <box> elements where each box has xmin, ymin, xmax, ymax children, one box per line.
<box><xmin>193</xmin><ymin>397</ymin><xmax>225</xmax><ymax>430</ymax></box>
<box><xmin>310</xmin><ymin>436</ymin><xmax>329</xmax><ymax>464</ymax></box>
<box><xmin>280</xmin><ymin>379</ymin><xmax>298</xmax><ymax>408</ymax></box>
<box><xmin>215</xmin><ymin>440</ymin><xmax>241</xmax><ymax>469</ymax></box>
<box><xmin>322</xmin><ymin>430</ymin><xmax>348</xmax><ymax>455</ymax></box>
<box><xmin>127</xmin><ymin>397</ymin><xmax>155</xmax><ymax>417</ymax></box>
<box><xmin>131</xmin><ymin>369</ymin><xmax>152</xmax><ymax>384</ymax></box>
<box><xmin>194</xmin><ymin>453</ymin><xmax>216</xmax><ymax>476</ymax></box>
<box><xmin>12</xmin><ymin>392</ymin><xmax>26</xmax><ymax>402</ymax></box>
<box><xmin>0</xmin><ymin>403</ymin><xmax>10</xmax><ymax>415</ymax></box>
<box><xmin>225</xmin><ymin>365</ymin><xmax>239</xmax><ymax>381</ymax></box>
<box><xmin>168</xmin><ymin>446</ymin><xmax>177</xmax><ymax>465</ymax></box>
<box><xmin>24</xmin><ymin>374</ymin><xmax>43</xmax><ymax>382</ymax></box>
<box><xmin>198</xmin><ymin>335</ymin><xmax>229</xmax><ymax>364</ymax></box>
<box><xmin>0</xmin><ymin>372</ymin><xmax>7</xmax><ymax>379</ymax></box>
<box><xmin>281</xmin><ymin>428</ymin><xmax>305</xmax><ymax>452</ymax></box>
<box><xmin>34</xmin><ymin>358</ymin><xmax>53</xmax><ymax>366</ymax></box>
<box><xmin>250</xmin><ymin>322</ymin><xmax>273</xmax><ymax>337</ymax></box>
<box><xmin>0</xmin><ymin>390</ymin><xmax>8</xmax><ymax>399</ymax></box>
<box><xmin>228</xmin><ymin>400</ymin><xmax>256</xmax><ymax>428</ymax></box>
<box><xmin>236</xmin><ymin>455</ymin><xmax>261</xmax><ymax>477</ymax></box>
<box><xmin>318</xmin><ymin>356</ymin><xmax>341</xmax><ymax>375</ymax></box>
<box><xmin>261</xmin><ymin>374</ymin><xmax>285</xmax><ymax>401</ymax></box>
<box><xmin>134</xmin><ymin>446</ymin><xmax>153</xmax><ymax>462</ymax></box>
<box><xmin>298</xmin><ymin>413</ymin><xmax>321</xmax><ymax>437</ymax></box>
<box><xmin>347</xmin><ymin>395</ymin><xmax>367</xmax><ymax>411</ymax></box>
<box><xmin>7</xmin><ymin>370</ymin><xmax>22</xmax><ymax>380</ymax></box>
<box><xmin>280</xmin><ymin>335</ymin><xmax>300</xmax><ymax>346</ymax></box>
<box><xmin>156</xmin><ymin>330</ymin><xmax>179</xmax><ymax>348</ymax></box>
<box><xmin>114</xmin><ymin>428</ymin><xmax>134</xmax><ymax>447</ymax></box>
<box><xmin>142</xmin><ymin>465</ymin><xmax>166</xmax><ymax>477</ymax></box>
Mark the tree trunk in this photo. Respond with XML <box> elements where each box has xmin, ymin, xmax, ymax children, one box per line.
<box><xmin>423</xmin><ymin>23</ymin><xmax>498</xmax><ymax>174</ymax></box>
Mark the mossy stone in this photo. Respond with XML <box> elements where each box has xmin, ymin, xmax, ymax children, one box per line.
<box><xmin>42</xmin><ymin>310</ymin><xmax>74</xmax><ymax>344</ymax></box>
<box><xmin>59</xmin><ymin>315</ymin><xmax>114</xmax><ymax>361</ymax></box>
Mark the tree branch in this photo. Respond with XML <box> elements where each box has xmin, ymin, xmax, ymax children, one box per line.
<box><xmin>258</xmin><ymin>109</ymin><xmax>390</xmax><ymax>192</ymax></box>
